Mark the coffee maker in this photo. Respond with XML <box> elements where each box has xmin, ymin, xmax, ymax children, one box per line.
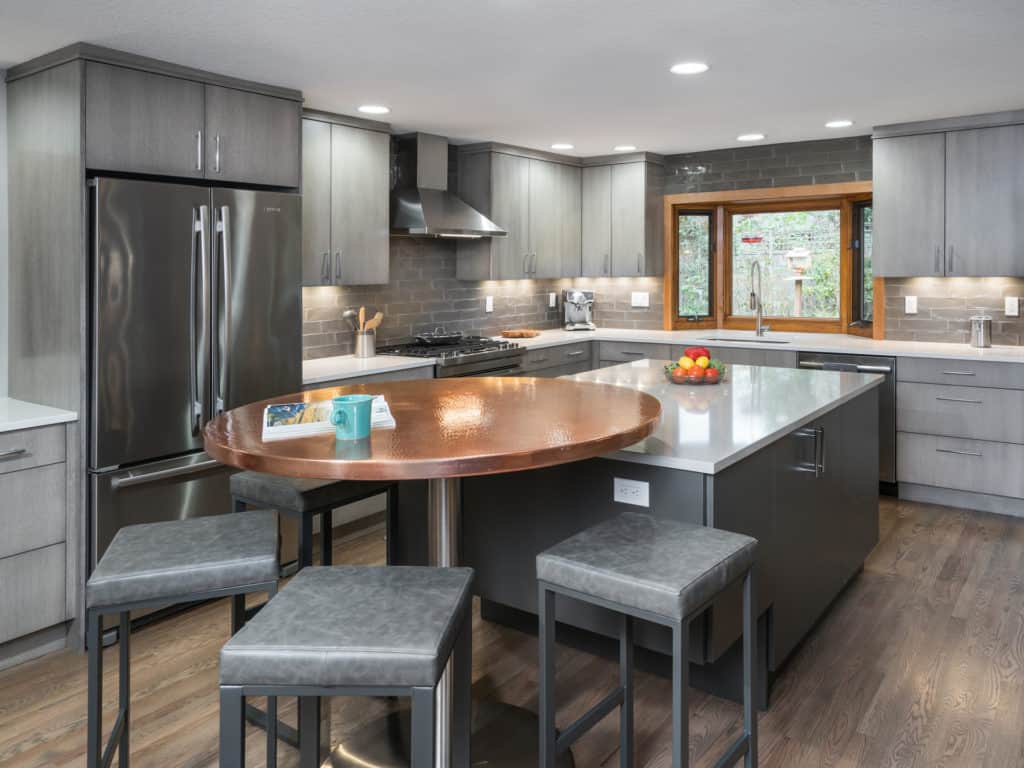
<box><xmin>563</xmin><ymin>289</ymin><xmax>596</xmax><ymax>331</ymax></box>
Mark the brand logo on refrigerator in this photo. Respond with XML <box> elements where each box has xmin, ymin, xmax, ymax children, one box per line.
<box><xmin>264</xmin><ymin>207</ymin><xmax>282</xmax><ymax>213</ymax></box>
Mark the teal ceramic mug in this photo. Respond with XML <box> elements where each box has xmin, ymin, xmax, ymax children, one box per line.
<box><xmin>331</xmin><ymin>395</ymin><xmax>374</xmax><ymax>440</ymax></box>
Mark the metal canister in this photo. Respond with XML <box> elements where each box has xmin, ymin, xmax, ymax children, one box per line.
<box><xmin>354</xmin><ymin>330</ymin><xmax>376</xmax><ymax>358</ymax></box>
<box><xmin>969</xmin><ymin>312</ymin><xmax>992</xmax><ymax>348</ymax></box>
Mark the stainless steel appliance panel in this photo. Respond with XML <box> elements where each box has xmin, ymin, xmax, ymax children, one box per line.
<box><xmin>91</xmin><ymin>178</ymin><xmax>213</xmax><ymax>469</ymax></box>
<box><xmin>90</xmin><ymin>453</ymin><xmax>236</xmax><ymax>566</ymax></box>
<box><xmin>211</xmin><ymin>189</ymin><xmax>302</xmax><ymax>413</ymax></box>
<box><xmin>798</xmin><ymin>352</ymin><xmax>897</xmax><ymax>484</ymax></box>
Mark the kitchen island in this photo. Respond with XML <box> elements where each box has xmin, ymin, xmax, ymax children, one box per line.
<box><xmin>393</xmin><ymin>359</ymin><xmax>884</xmax><ymax>705</ymax></box>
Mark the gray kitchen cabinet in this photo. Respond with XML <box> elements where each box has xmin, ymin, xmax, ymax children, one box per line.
<box><xmin>945</xmin><ymin>125</ymin><xmax>1024</xmax><ymax>276</ymax></box>
<box><xmin>611</xmin><ymin>162</ymin><xmax>646</xmax><ymax>276</ymax></box>
<box><xmin>520</xmin><ymin>342</ymin><xmax>592</xmax><ymax>374</ymax></box>
<box><xmin>598</xmin><ymin>341</ymin><xmax>671</xmax><ymax>365</ymax></box>
<box><xmin>670</xmin><ymin>345</ymin><xmax>797</xmax><ymax>368</ymax></box>
<box><xmin>554</xmin><ymin>163</ymin><xmax>582</xmax><ymax>278</ymax></box>
<box><xmin>581</xmin><ymin>165</ymin><xmax>612</xmax><ymax>276</ymax></box>
<box><xmin>490</xmin><ymin>153</ymin><xmax>531</xmax><ymax>279</ymax></box>
<box><xmin>872</xmin><ymin>133</ymin><xmax>947</xmax><ymax>277</ymax></box>
<box><xmin>528</xmin><ymin>159</ymin><xmax>559</xmax><ymax>278</ymax></box>
<box><xmin>897</xmin><ymin>381</ymin><xmax>1024</xmax><ymax>444</ymax></box>
<box><xmin>205</xmin><ymin>85</ymin><xmax>301</xmax><ymax>188</ymax></box>
<box><xmin>84</xmin><ymin>62</ymin><xmax>205</xmax><ymax>178</ymax></box>
<box><xmin>300</xmin><ymin>116</ymin><xmax>391</xmax><ymax>286</ymax></box>
<box><xmin>0</xmin><ymin>545</ymin><xmax>68</xmax><ymax>645</ymax></box>
<box><xmin>898</xmin><ymin>432</ymin><xmax>1024</xmax><ymax>500</ymax></box>
<box><xmin>330</xmin><ymin>122</ymin><xmax>391</xmax><ymax>284</ymax></box>
<box><xmin>302</xmin><ymin>365</ymin><xmax>434</xmax><ymax>391</ymax></box>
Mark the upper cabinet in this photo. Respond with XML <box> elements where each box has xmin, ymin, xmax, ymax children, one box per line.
<box><xmin>582</xmin><ymin>156</ymin><xmax>664</xmax><ymax>277</ymax></box>
<box><xmin>301</xmin><ymin>115</ymin><xmax>391</xmax><ymax>286</ymax></box>
<box><xmin>456</xmin><ymin>147</ymin><xmax>581</xmax><ymax>280</ymax></box>
<box><xmin>873</xmin><ymin>112</ymin><xmax>1024</xmax><ymax>277</ymax></box>
<box><xmin>80</xmin><ymin>54</ymin><xmax>301</xmax><ymax>187</ymax></box>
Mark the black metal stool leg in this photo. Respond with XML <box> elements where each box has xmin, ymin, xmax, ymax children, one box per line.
<box><xmin>385</xmin><ymin>484</ymin><xmax>399</xmax><ymax>565</ymax></box>
<box><xmin>411</xmin><ymin>686</ymin><xmax>436</xmax><ymax>768</ymax></box>
<box><xmin>87</xmin><ymin>610</ymin><xmax>102</xmax><ymax>768</ymax></box>
<box><xmin>320</xmin><ymin>507</ymin><xmax>333</xmax><ymax>566</ymax></box>
<box><xmin>672</xmin><ymin>620</ymin><xmax>690</xmax><ymax>768</ymax></box>
<box><xmin>620</xmin><ymin>614</ymin><xmax>634</xmax><ymax>768</ymax></box>
<box><xmin>299</xmin><ymin>513</ymin><xmax>314</xmax><ymax>570</ymax></box>
<box><xmin>539</xmin><ymin>584</ymin><xmax>557</xmax><ymax>768</ymax></box>
<box><xmin>744</xmin><ymin>570</ymin><xmax>758</xmax><ymax>768</ymax></box>
<box><xmin>220</xmin><ymin>687</ymin><xmax>245</xmax><ymax>768</ymax></box>
<box><xmin>298</xmin><ymin>696</ymin><xmax>322</xmax><ymax>768</ymax></box>
<box><xmin>119</xmin><ymin>612</ymin><xmax>130</xmax><ymax>768</ymax></box>
<box><xmin>452</xmin><ymin>605</ymin><xmax>473</xmax><ymax>768</ymax></box>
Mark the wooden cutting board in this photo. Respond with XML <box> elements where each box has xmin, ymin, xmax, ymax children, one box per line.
<box><xmin>501</xmin><ymin>329</ymin><xmax>540</xmax><ymax>338</ymax></box>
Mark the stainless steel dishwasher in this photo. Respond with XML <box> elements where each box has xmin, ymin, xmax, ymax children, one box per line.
<box><xmin>798</xmin><ymin>352</ymin><xmax>897</xmax><ymax>488</ymax></box>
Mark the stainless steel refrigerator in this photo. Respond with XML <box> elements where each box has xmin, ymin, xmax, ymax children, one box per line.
<box><xmin>88</xmin><ymin>177</ymin><xmax>301</xmax><ymax>575</ymax></box>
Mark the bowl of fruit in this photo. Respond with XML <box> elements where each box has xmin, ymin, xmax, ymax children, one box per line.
<box><xmin>664</xmin><ymin>346</ymin><xmax>727</xmax><ymax>385</ymax></box>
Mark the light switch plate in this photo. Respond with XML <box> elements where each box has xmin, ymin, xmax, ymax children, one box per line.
<box><xmin>631</xmin><ymin>291</ymin><xmax>650</xmax><ymax>308</ymax></box>
<box><xmin>905</xmin><ymin>295</ymin><xmax>918</xmax><ymax>314</ymax></box>
<box><xmin>485</xmin><ymin>296</ymin><xmax>494</xmax><ymax>313</ymax></box>
<box><xmin>1005</xmin><ymin>296</ymin><xmax>1020</xmax><ymax>317</ymax></box>
<box><xmin>549</xmin><ymin>292</ymin><xmax>557</xmax><ymax>308</ymax></box>
<box><xmin>613</xmin><ymin>477</ymin><xmax>650</xmax><ymax>507</ymax></box>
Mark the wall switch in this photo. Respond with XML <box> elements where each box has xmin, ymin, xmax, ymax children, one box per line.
<box><xmin>613</xmin><ymin>477</ymin><xmax>650</xmax><ymax>507</ymax></box>
<box><xmin>905</xmin><ymin>295</ymin><xmax>918</xmax><ymax>314</ymax></box>
<box><xmin>631</xmin><ymin>291</ymin><xmax>650</xmax><ymax>308</ymax></box>
<box><xmin>549</xmin><ymin>292</ymin><xmax>557</xmax><ymax>308</ymax></box>
<box><xmin>1005</xmin><ymin>296</ymin><xmax>1020</xmax><ymax>317</ymax></box>
<box><xmin>485</xmin><ymin>295</ymin><xmax>494</xmax><ymax>313</ymax></box>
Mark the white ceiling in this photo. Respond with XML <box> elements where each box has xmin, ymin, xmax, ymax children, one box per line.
<box><xmin>2</xmin><ymin>0</ymin><xmax>1023</xmax><ymax>156</ymax></box>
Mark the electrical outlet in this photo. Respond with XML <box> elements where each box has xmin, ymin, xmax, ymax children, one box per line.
<box><xmin>613</xmin><ymin>477</ymin><xmax>650</xmax><ymax>507</ymax></box>
<box><xmin>1005</xmin><ymin>296</ymin><xmax>1020</xmax><ymax>317</ymax></box>
<box><xmin>631</xmin><ymin>291</ymin><xmax>650</xmax><ymax>308</ymax></box>
<box><xmin>905</xmin><ymin>295</ymin><xmax>918</xmax><ymax>314</ymax></box>
<box><xmin>485</xmin><ymin>296</ymin><xmax>494</xmax><ymax>313</ymax></box>
<box><xmin>549</xmin><ymin>292</ymin><xmax>557</xmax><ymax>308</ymax></box>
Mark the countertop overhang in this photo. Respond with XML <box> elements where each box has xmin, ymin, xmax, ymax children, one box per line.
<box><xmin>0</xmin><ymin>398</ymin><xmax>78</xmax><ymax>433</ymax></box>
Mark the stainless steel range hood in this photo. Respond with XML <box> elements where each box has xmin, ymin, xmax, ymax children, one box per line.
<box><xmin>391</xmin><ymin>133</ymin><xmax>507</xmax><ymax>238</ymax></box>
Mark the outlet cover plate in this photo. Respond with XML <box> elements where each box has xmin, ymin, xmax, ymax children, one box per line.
<box><xmin>549</xmin><ymin>292</ymin><xmax>557</xmax><ymax>308</ymax></box>
<box><xmin>905</xmin><ymin>295</ymin><xmax>918</xmax><ymax>314</ymax></box>
<box><xmin>631</xmin><ymin>291</ymin><xmax>650</xmax><ymax>308</ymax></box>
<box><xmin>613</xmin><ymin>477</ymin><xmax>650</xmax><ymax>507</ymax></box>
<box><xmin>1005</xmin><ymin>296</ymin><xmax>1020</xmax><ymax>317</ymax></box>
<box><xmin>485</xmin><ymin>296</ymin><xmax>494</xmax><ymax>313</ymax></box>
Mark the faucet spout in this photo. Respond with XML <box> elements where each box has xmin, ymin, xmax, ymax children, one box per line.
<box><xmin>749</xmin><ymin>261</ymin><xmax>769</xmax><ymax>336</ymax></box>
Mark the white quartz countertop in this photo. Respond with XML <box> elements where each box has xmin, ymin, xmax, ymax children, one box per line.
<box><xmin>567</xmin><ymin>359</ymin><xmax>882</xmax><ymax>474</ymax></box>
<box><xmin>0</xmin><ymin>398</ymin><xmax>78</xmax><ymax>434</ymax></box>
<box><xmin>303</xmin><ymin>354</ymin><xmax>435</xmax><ymax>385</ymax></box>
<box><xmin>501</xmin><ymin>327</ymin><xmax>1024</xmax><ymax>363</ymax></box>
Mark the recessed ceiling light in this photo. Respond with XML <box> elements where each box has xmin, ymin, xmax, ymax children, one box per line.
<box><xmin>551</xmin><ymin>143</ymin><xmax>574</xmax><ymax>150</ymax></box>
<box><xmin>357</xmin><ymin>105</ymin><xmax>390</xmax><ymax>115</ymax></box>
<box><xmin>737</xmin><ymin>133</ymin><xmax>765</xmax><ymax>142</ymax></box>
<box><xmin>670</xmin><ymin>61</ymin><xmax>710</xmax><ymax>75</ymax></box>
<box><xmin>825</xmin><ymin>119</ymin><xmax>854</xmax><ymax>129</ymax></box>
<box><xmin>613</xmin><ymin>145</ymin><xmax>637</xmax><ymax>152</ymax></box>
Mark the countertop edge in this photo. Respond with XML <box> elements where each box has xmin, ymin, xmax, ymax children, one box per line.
<box><xmin>301</xmin><ymin>356</ymin><xmax>436</xmax><ymax>384</ymax></box>
<box><xmin>0</xmin><ymin>398</ymin><xmax>79</xmax><ymax>434</ymax></box>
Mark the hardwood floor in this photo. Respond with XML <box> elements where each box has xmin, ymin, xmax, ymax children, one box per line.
<box><xmin>2</xmin><ymin>497</ymin><xmax>1024</xmax><ymax>767</ymax></box>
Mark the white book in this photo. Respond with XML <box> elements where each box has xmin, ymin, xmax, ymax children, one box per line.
<box><xmin>262</xmin><ymin>396</ymin><xmax>395</xmax><ymax>441</ymax></box>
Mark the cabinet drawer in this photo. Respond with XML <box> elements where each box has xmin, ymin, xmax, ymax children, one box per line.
<box><xmin>0</xmin><ymin>543</ymin><xmax>67</xmax><ymax>644</ymax></box>
<box><xmin>0</xmin><ymin>463</ymin><xmax>66</xmax><ymax>559</ymax></box>
<box><xmin>303</xmin><ymin>366</ymin><xmax>434</xmax><ymax>390</ymax></box>
<box><xmin>897</xmin><ymin>382</ymin><xmax>1024</xmax><ymax>443</ymax></box>
<box><xmin>897</xmin><ymin>432</ymin><xmax>1024</xmax><ymax>498</ymax></box>
<box><xmin>535</xmin><ymin>361</ymin><xmax>592</xmax><ymax>378</ymax></box>
<box><xmin>0</xmin><ymin>425</ymin><xmax>66</xmax><ymax>475</ymax></box>
<box><xmin>598</xmin><ymin>341</ymin><xmax>671</xmax><ymax>363</ymax></box>
<box><xmin>898</xmin><ymin>357</ymin><xmax>1024</xmax><ymax>389</ymax></box>
<box><xmin>522</xmin><ymin>342</ymin><xmax>591</xmax><ymax>372</ymax></box>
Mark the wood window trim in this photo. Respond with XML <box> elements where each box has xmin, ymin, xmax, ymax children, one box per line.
<box><xmin>663</xmin><ymin>182</ymin><xmax>875</xmax><ymax>334</ymax></box>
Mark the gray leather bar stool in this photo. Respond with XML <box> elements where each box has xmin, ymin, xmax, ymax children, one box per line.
<box><xmin>536</xmin><ymin>512</ymin><xmax>758</xmax><ymax>768</ymax></box>
<box><xmin>230</xmin><ymin>472</ymin><xmax>398</xmax><ymax>569</ymax></box>
<box><xmin>218</xmin><ymin>565</ymin><xmax>474</xmax><ymax>768</ymax></box>
<box><xmin>86</xmin><ymin>511</ymin><xmax>279</xmax><ymax>768</ymax></box>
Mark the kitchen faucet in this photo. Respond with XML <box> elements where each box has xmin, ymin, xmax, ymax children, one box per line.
<box><xmin>749</xmin><ymin>261</ymin><xmax>770</xmax><ymax>336</ymax></box>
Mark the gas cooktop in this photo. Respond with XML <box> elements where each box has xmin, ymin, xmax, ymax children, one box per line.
<box><xmin>377</xmin><ymin>335</ymin><xmax>524</xmax><ymax>377</ymax></box>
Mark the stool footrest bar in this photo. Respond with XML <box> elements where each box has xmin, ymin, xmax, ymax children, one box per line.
<box><xmin>99</xmin><ymin>709</ymin><xmax>127</xmax><ymax>768</ymax></box>
<box><xmin>713</xmin><ymin>733</ymin><xmax>751</xmax><ymax>768</ymax></box>
<box><xmin>245</xmin><ymin>702</ymin><xmax>299</xmax><ymax>748</ymax></box>
<box><xmin>556</xmin><ymin>687</ymin><xmax>625</xmax><ymax>753</ymax></box>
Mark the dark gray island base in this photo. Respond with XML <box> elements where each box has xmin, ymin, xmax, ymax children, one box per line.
<box><xmin>392</xmin><ymin>364</ymin><xmax>881</xmax><ymax>707</ymax></box>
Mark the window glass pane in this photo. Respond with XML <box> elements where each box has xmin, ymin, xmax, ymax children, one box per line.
<box><xmin>677</xmin><ymin>213</ymin><xmax>712</xmax><ymax>318</ymax></box>
<box><xmin>860</xmin><ymin>205</ymin><xmax>873</xmax><ymax>321</ymax></box>
<box><xmin>731</xmin><ymin>209</ymin><xmax>840</xmax><ymax>319</ymax></box>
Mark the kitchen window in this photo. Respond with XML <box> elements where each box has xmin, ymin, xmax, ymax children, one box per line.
<box><xmin>676</xmin><ymin>210</ymin><xmax>715</xmax><ymax>321</ymax></box>
<box><xmin>850</xmin><ymin>200</ymin><xmax>874</xmax><ymax>333</ymax></box>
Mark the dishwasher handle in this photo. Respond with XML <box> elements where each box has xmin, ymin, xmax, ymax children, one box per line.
<box><xmin>799</xmin><ymin>359</ymin><xmax>892</xmax><ymax>375</ymax></box>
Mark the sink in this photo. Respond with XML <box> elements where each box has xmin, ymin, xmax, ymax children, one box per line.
<box><xmin>700</xmin><ymin>337</ymin><xmax>791</xmax><ymax>345</ymax></box>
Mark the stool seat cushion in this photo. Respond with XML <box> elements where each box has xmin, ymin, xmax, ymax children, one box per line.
<box><xmin>86</xmin><ymin>511</ymin><xmax>279</xmax><ymax>609</ymax></box>
<box><xmin>230</xmin><ymin>471</ymin><xmax>391</xmax><ymax>513</ymax></box>
<box><xmin>220</xmin><ymin>566</ymin><xmax>473</xmax><ymax>688</ymax></box>
<box><xmin>536</xmin><ymin>512</ymin><xmax>756</xmax><ymax>621</ymax></box>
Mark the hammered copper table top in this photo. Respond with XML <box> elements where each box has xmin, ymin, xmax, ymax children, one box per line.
<box><xmin>203</xmin><ymin>377</ymin><xmax>662</xmax><ymax>481</ymax></box>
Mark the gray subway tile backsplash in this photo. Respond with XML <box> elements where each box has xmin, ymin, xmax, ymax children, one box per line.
<box><xmin>883</xmin><ymin>277</ymin><xmax>1024</xmax><ymax>344</ymax></box>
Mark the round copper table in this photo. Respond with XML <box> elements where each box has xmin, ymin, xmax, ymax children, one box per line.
<box><xmin>205</xmin><ymin>376</ymin><xmax>661</xmax><ymax>768</ymax></box>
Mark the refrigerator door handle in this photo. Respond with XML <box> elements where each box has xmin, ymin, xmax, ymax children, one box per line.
<box><xmin>110</xmin><ymin>458</ymin><xmax>222</xmax><ymax>490</ymax></box>
<box><xmin>216</xmin><ymin>205</ymin><xmax>232</xmax><ymax>413</ymax></box>
<box><xmin>189</xmin><ymin>207</ymin><xmax>203</xmax><ymax>434</ymax></box>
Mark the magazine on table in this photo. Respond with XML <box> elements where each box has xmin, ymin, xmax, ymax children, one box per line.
<box><xmin>261</xmin><ymin>396</ymin><xmax>396</xmax><ymax>440</ymax></box>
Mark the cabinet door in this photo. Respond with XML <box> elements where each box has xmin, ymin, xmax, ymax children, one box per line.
<box><xmin>491</xmin><ymin>153</ymin><xmax>531</xmax><ymax>279</ymax></box>
<box><xmin>556</xmin><ymin>164</ymin><xmax>582</xmax><ymax>277</ymax></box>
<box><xmin>611</xmin><ymin>162</ymin><xmax>646</xmax><ymax>276</ymax></box>
<box><xmin>85</xmin><ymin>62</ymin><xmax>204</xmax><ymax>177</ymax></box>
<box><xmin>204</xmin><ymin>85</ymin><xmax>301</xmax><ymax>187</ymax></box>
<box><xmin>872</xmin><ymin>134</ymin><xmax>946</xmax><ymax>276</ymax></box>
<box><xmin>582</xmin><ymin>165</ymin><xmax>612</xmax><ymax>276</ymax></box>
<box><xmin>301</xmin><ymin>119</ymin><xmax>333</xmax><ymax>286</ymax></box>
<box><xmin>529</xmin><ymin>159</ymin><xmax>560</xmax><ymax>278</ymax></box>
<box><xmin>330</xmin><ymin>124</ymin><xmax>391</xmax><ymax>285</ymax></box>
<box><xmin>945</xmin><ymin>125</ymin><xmax>1024</xmax><ymax>277</ymax></box>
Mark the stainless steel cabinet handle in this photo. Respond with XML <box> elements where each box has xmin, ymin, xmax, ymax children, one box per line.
<box><xmin>855</xmin><ymin>364</ymin><xmax>892</xmax><ymax>374</ymax></box>
<box><xmin>622</xmin><ymin>351</ymin><xmax>645</xmax><ymax>356</ymax></box>
<box><xmin>321</xmin><ymin>252</ymin><xmax>330</xmax><ymax>284</ymax></box>
<box><xmin>604</xmin><ymin>253</ymin><xmax>610</xmax><ymax>274</ymax></box>
<box><xmin>214</xmin><ymin>134</ymin><xmax>222</xmax><ymax>173</ymax></box>
<box><xmin>531</xmin><ymin>253</ymin><xmax>538</xmax><ymax>274</ymax></box>
<box><xmin>948</xmin><ymin>245</ymin><xmax>954</xmax><ymax>274</ymax></box>
<box><xmin>936</xmin><ymin>396</ymin><xmax>983</xmax><ymax>404</ymax></box>
<box><xmin>532</xmin><ymin>356</ymin><xmax>548</xmax><ymax>363</ymax></box>
<box><xmin>935</xmin><ymin>447</ymin><xmax>982</xmax><ymax>457</ymax></box>
<box><xmin>794</xmin><ymin>426</ymin><xmax>825</xmax><ymax>477</ymax></box>
<box><xmin>0</xmin><ymin>448</ymin><xmax>27</xmax><ymax>460</ymax></box>
<box><xmin>942</xmin><ymin>370</ymin><xmax>976</xmax><ymax>376</ymax></box>
<box><xmin>216</xmin><ymin>205</ymin><xmax>231</xmax><ymax>413</ymax></box>
<box><xmin>195</xmin><ymin>130</ymin><xmax>203</xmax><ymax>172</ymax></box>
<box><xmin>111</xmin><ymin>458</ymin><xmax>221</xmax><ymax>489</ymax></box>
<box><xmin>334</xmin><ymin>252</ymin><xmax>342</xmax><ymax>283</ymax></box>
<box><xmin>637</xmin><ymin>252</ymin><xmax>642</xmax><ymax>274</ymax></box>
<box><xmin>566</xmin><ymin>350</ymin><xmax>585</xmax><ymax>357</ymax></box>
<box><xmin>524</xmin><ymin>254</ymin><xmax>529</xmax><ymax>275</ymax></box>
<box><xmin>816</xmin><ymin>425</ymin><xmax>826</xmax><ymax>477</ymax></box>
<box><xmin>798</xmin><ymin>360</ymin><xmax>825</xmax><ymax>370</ymax></box>
<box><xmin>935</xmin><ymin>245</ymin><xmax>941</xmax><ymax>274</ymax></box>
